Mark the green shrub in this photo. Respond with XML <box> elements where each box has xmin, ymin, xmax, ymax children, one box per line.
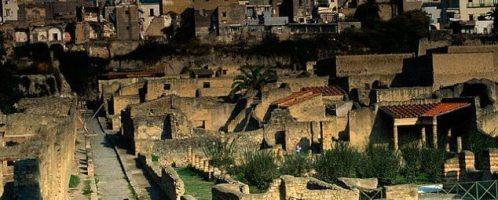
<box><xmin>400</xmin><ymin>144</ymin><xmax>424</xmax><ymax>183</ymax></box>
<box><xmin>279</xmin><ymin>153</ymin><xmax>313</xmax><ymax>177</ymax></box>
<box><xmin>360</xmin><ymin>144</ymin><xmax>402</xmax><ymax>185</ymax></box>
<box><xmin>420</xmin><ymin>148</ymin><xmax>447</xmax><ymax>183</ymax></box>
<box><xmin>69</xmin><ymin>175</ymin><xmax>80</xmax><ymax>188</ymax></box>
<box><xmin>469</xmin><ymin>130</ymin><xmax>498</xmax><ymax>169</ymax></box>
<box><xmin>82</xmin><ymin>180</ymin><xmax>92</xmax><ymax>195</ymax></box>
<box><xmin>398</xmin><ymin>142</ymin><xmax>450</xmax><ymax>184</ymax></box>
<box><xmin>151</xmin><ymin>153</ymin><xmax>159</xmax><ymax>162</ymax></box>
<box><xmin>202</xmin><ymin>138</ymin><xmax>237</xmax><ymax>169</ymax></box>
<box><xmin>238</xmin><ymin>150</ymin><xmax>280</xmax><ymax>191</ymax></box>
<box><xmin>314</xmin><ymin>142</ymin><xmax>362</xmax><ymax>183</ymax></box>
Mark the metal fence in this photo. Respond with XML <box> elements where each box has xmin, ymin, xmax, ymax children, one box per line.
<box><xmin>430</xmin><ymin>180</ymin><xmax>498</xmax><ymax>200</ymax></box>
<box><xmin>360</xmin><ymin>180</ymin><xmax>498</xmax><ymax>200</ymax></box>
<box><xmin>359</xmin><ymin>188</ymin><xmax>384</xmax><ymax>200</ymax></box>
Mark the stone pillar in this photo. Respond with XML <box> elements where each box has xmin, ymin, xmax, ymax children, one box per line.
<box><xmin>393</xmin><ymin>125</ymin><xmax>399</xmax><ymax>150</ymax></box>
<box><xmin>432</xmin><ymin>119</ymin><xmax>438</xmax><ymax>149</ymax></box>
<box><xmin>421</xmin><ymin>126</ymin><xmax>426</xmax><ymax>148</ymax></box>
<box><xmin>203</xmin><ymin>160</ymin><xmax>209</xmax><ymax>173</ymax></box>
<box><xmin>457</xmin><ymin>136</ymin><xmax>463</xmax><ymax>153</ymax></box>
<box><xmin>485</xmin><ymin>148</ymin><xmax>498</xmax><ymax>173</ymax></box>
<box><xmin>445</xmin><ymin>129</ymin><xmax>452</xmax><ymax>152</ymax></box>
<box><xmin>208</xmin><ymin>165</ymin><xmax>214</xmax><ymax>179</ymax></box>
<box><xmin>0</xmin><ymin>132</ymin><xmax>4</xmax><ymax>147</ymax></box>
<box><xmin>2</xmin><ymin>160</ymin><xmax>7</xmax><ymax>175</ymax></box>
<box><xmin>187</xmin><ymin>146</ymin><xmax>192</xmax><ymax>163</ymax></box>
<box><xmin>459</xmin><ymin>151</ymin><xmax>475</xmax><ymax>171</ymax></box>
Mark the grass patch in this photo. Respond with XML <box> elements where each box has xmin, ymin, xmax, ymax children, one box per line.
<box><xmin>82</xmin><ymin>180</ymin><xmax>92</xmax><ymax>195</ymax></box>
<box><xmin>69</xmin><ymin>175</ymin><xmax>80</xmax><ymax>188</ymax></box>
<box><xmin>151</xmin><ymin>154</ymin><xmax>159</xmax><ymax>162</ymax></box>
<box><xmin>176</xmin><ymin>167</ymin><xmax>214</xmax><ymax>200</ymax></box>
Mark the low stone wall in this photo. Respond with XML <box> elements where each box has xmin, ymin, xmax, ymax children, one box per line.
<box><xmin>483</xmin><ymin>148</ymin><xmax>498</xmax><ymax>173</ymax></box>
<box><xmin>385</xmin><ymin>184</ymin><xmax>418</xmax><ymax>200</ymax></box>
<box><xmin>212</xmin><ymin>175</ymin><xmax>359</xmax><ymax>200</ymax></box>
<box><xmin>141</xmin><ymin>157</ymin><xmax>185</xmax><ymax>200</ymax></box>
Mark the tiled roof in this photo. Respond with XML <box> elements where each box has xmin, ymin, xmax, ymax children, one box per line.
<box><xmin>281</xmin><ymin>93</ymin><xmax>321</xmax><ymax>108</ymax></box>
<box><xmin>272</xmin><ymin>91</ymin><xmax>311</xmax><ymax>105</ymax></box>
<box><xmin>271</xmin><ymin>86</ymin><xmax>344</xmax><ymax>108</ymax></box>
<box><xmin>302</xmin><ymin>86</ymin><xmax>345</xmax><ymax>96</ymax></box>
<box><xmin>380</xmin><ymin>102</ymin><xmax>470</xmax><ymax>119</ymax></box>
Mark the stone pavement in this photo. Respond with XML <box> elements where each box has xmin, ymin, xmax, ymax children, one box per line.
<box><xmin>86</xmin><ymin>114</ymin><xmax>133</xmax><ymax>200</ymax></box>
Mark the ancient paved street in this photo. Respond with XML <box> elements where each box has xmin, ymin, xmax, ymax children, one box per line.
<box><xmin>86</xmin><ymin>112</ymin><xmax>133</xmax><ymax>200</ymax></box>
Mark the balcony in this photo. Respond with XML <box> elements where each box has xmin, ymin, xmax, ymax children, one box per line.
<box><xmin>467</xmin><ymin>2</ymin><xmax>498</xmax><ymax>7</ymax></box>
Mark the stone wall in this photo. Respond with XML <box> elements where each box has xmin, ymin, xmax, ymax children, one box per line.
<box><xmin>2</xmin><ymin>97</ymin><xmax>78</xmax><ymax>200</ymax></box>
<box><xmin>348</xmin><ymin>107</ymin><xmax>389</xmax><ymax>149</ymax></box>
<box><xmin>372</xmin><ymin>87</ymin><xmax>433</xmax><ymax>104</ymax></box>
<box><xmin>483</xmin><ymin>148</ymin><xmax>498</xmax><ymax>173</ymax></box>
<box><xmin>335</xmin><ymin>54</ymin><xmax>413</xmax><ymax>77</ymax></box>
<box><xmin>447</xmin><ymin>45</ymin><xmax>498</xmax><ymax>69</ymax></box>
<box><xmin>146</xmin><ymin>77</ymin><xmax>233</xmax><ymax>100</ymax></box>
<box><xmin>212</xmin><ymin>175</ymin><xmax>359</xmax><ymax>200</ymax></box>
<box><xmin>384</xmin><ymin>184</ymin><xmax>418</xmax><ymax>200</ymax></box>
<box><xmin>432</xmin><ymin>53</ymin><xmax>497</xmax><ymax>89</ymax></box>
<box><xmin>287</xmin><ymin>94</ymin><xmax>326</xmax><ymax>121</ymax></box>
<box><xmin>141</xmin><ymin>158</ymin><xmax>185</xmax><ymax>200</ymax></box>
<box><xmin>113</xmin><ymin>95</ymin><xmax>140</xmax><ymax>115</ymax></box>
<box><xmin>479</xmin><ymin>111</ymin><xmax>498</xmax><ymax>136</ymax></box>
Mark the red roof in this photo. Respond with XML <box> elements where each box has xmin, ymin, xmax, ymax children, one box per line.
<box><xmin>272</xmin><ymin>91</ymin><xmax>311</xmax><ymax>105</ymax></box>
<box><xmin>281</xmin><ymin>93</ymin><xmax>321</xmax><ymax>107</ymax></box>
<box><xmin>380</xmin><ymin>102</ymin><xmax>470</xmax><ymax>119</ymax></box>
<box><xmin>302</xmin><ymin>86</ymin><xmax>345</xmax><ymax>96</ymax></box>
<box><xmin>271</xmin><ymin>86</ymin><xmax>345</xmax><ymax>108</ymax></box>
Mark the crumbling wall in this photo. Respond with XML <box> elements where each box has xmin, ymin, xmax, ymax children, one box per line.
<box><xmin>373</xmin><ymin>87</ymin><xmax>433</xmax><ymax>103</ymax></box>
<box><xmin>335</xmin><ymin>54</ymin><xmax>412</xmax><ymax>77</ymax></box>
<box><xmin>278</xmin><ymin>77</ymin><xmax>328</xmax><ymax>92</ymax></box>
<box><xmin>212</xmin><ymin>175</ymin><xmax>359</xmax><ymax>200</ymax></box>
<box><xmin>480</xmin><ymin>111</ymin><xmax>498</xmax><ymax>136</ymax></box>
<box><xmin>6</xmin><ymin>97</ymin><xmax>78</xmax><ymax>200</ymax></box>
<box><xmin>384</xmin><ymin>184</ymin><xmax>418</xmax><ymax>200</ymax></box>
<box><xmin>287</xmin><ymin>94</ymin><xmax>325</xmax><ymax>122</ymax></box>
<box><xmin>141</xmin><ymin>159</ymin><xmax>185</xmax><ymax>200</ymax></box>
<box><xmin>113</xmin><ymin>95</ymin><xmax>140</xmax><ymax>115</ymax></box>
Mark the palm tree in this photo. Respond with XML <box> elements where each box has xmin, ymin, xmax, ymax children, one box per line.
<box><xmin>230</xmin><ymin>66</ymin><xmax>278</xmax><ymax>100</ymax></box>
<box><xmin>228</xmin><ymin>66</ymin><xmax>277</xmax><ymax>131</ymax></box>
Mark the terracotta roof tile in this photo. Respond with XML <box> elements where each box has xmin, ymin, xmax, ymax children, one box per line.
<box><xmin>422</xmin><ymin>102</ymin><xmax>469</xmax><ymax>117</ymax></box>
<box><xmin>380</xmin><ymin>102</ymin><xmax>470</xmax><ymax>119</ymax></box>
<box><xmin>302</xmin><ymin>86</ymin><xmax>345</xmax><ymax>96</ymax></box>
<box><xmin>281</xmin><ymin>93</ymin><xmax>321</xmax><ymax>108</ymax></box>
<box><xmin>271</xmin><ymin>86</ymin><xmax>344</xmax><ymax>108</ymax></box>
<box><xmin>272</xmin><ymin>91</ymin><xmax>311</xmax><ymax>105</ymax></box>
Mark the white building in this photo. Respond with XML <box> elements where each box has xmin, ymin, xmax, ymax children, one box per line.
<box><xmin>1</xmin><ymin>0</ymin><xmax>19</xmax><ymax>22</ymax></box>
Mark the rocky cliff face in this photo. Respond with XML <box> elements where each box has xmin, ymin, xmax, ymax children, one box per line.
<box><xmin>107</xmin><ymin>52</ymin><xmax>293</xmax><ymax>74</ymax></box>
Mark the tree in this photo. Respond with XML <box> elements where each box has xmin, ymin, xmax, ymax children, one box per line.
<box><xmin>354</xmin><ymin>0</ymin><xmax>381</xmax><ymax>28</ymax></box>
<box><xmin>230</xmin><ymin>66</ymin><xmax>277</xmax><ymax>100</ymax></box>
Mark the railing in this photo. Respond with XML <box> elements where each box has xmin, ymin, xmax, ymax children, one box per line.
<box><xmin>467</xmin><ymin>2</ymin><xmax>498</xmax><ymax>7</ymax></box>
<box><xmin>360</xmin><ymin>188</ymin><xmax>385</xmax><ymax>200</ymax></box>
<box><xmin>420</xmin><ymin>180</ymin><xmax>498</xmax><ymax>200</ymax></box>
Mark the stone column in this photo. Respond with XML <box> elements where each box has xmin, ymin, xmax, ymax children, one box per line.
<box><xmin>446</xmin><ymin>129</ymin><xmax>452</xmax><ymax>152</ymax></box>
<box><xmin>432</xmin><ymin>118</ymin><xmax>438</xmax><ymax>149</ymax></box>
<box><xmin>187</xmin><ymin>146</ymin><xmax>192</xmax><ymax>163</ymax></box>
<box><xmin>457</xmin><ymin>136</ymin><xmax>463</xmax><ymax>153</ymax></box>
<box><xmin>393</xmin><ymin>125</ymin><xmax>399</xmax><ymax>150</ymax></box>
<box><xmin>1</xmin><ymin>161</ymin><xmax>6</xmax><ymax>176</ymax></box>
<box><xmin>0</xmin><ymin>132</ymin><xmax>4</xmax><ymax>147</ymax></box>
<box><xmin>203</xmin><ymin>160</ymin><xmax>209</xmax><ymax>173</ymax></box>
<box><xmin>421</xmin><ymin>126</ymin><xmax>426</xmax><ymax>148</ymax></box>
